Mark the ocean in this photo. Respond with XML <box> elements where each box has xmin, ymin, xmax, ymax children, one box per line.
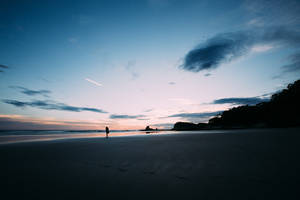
<box><xmin>0</xmin><ymin>129</ymin><xmax>226</xmax><ymax>144</ymax></box>
<box><xmin>0</xmin><ymin>129</ymin><xmax>172</xmax><ymax>144</ymax></box>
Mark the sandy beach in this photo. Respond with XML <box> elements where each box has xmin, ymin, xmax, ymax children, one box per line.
<box><xmin>1</xmin><ymin>128</ymin><xmax>300</xmax><ymax>199</ymax></box>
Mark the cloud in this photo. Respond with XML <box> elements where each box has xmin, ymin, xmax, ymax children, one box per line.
<box><xmin>168</xmin><ymin>82</ymin><xmax>176</xmax><ymax>85</ymax></box>
<box><xmin>213</xmin><ymin>97</ymin><xmax>269</xmax><ymax>105</ymax></box>
<box><xmin>85</xmin><ymin>78</ymin><xmax>103</xmax><ymax>87</ymax></box>
<box><xmin>260</xmin><ymin>92</ymin><xmax>275</xmax><ymax>98</ymax></box>
<box><xmin>10</xmin><ymin>86</ymin><xmax>51</xmax><ymax>97</ymax></box>
<box><xmin>251</xmin><ymin>44</ymin><xmax>274</xmax><ymax>52</ymax></box>
<box><xmin>0</xmin><ymin>64</ymin><xmax>8</xmax><ymax>68</ymax></box>
<box><xmin>137</xmin><ymin>118</ymin><xmax>150</xmax><ymax>121</ymax></box>
<box><xmin>167</xmin><ymin>111</ymin><xmax>222</xmax><ymax>119</ymax></box>
<box><xmin>273</xmin><ymin>52</ymin><xmax>300</xmax><ymax>78</ymax></box>
<box><xmin>143</xmin><ymin>109</ymin><xmax>153</xmax><ymax>112</ymax></box>
<box><xmin>110</xmin><ymin>114</ymin><xmax>145</xmax><ymax>119</ymax></box>
<box><xmin>165</xmin><ymin>111</ymin><xmax>223</xmax><ymax>123</ymax></box>
<box><xmin>247</xmin><ymin>18</ymin><xmax>264</xmax><ymax>27</ymax></box>
<box><xmin>0</xmin><ymin>114</ymin><xmax>107</xmax><ymax>130</ymax></box>
<box><xmin>41</xmin><ymin>77</ymin><xmax>51</xmax><ymax>83</ymax></box>
<box><xmin>181</xmin><ymin>27</ymin><xmax>300</xmax><ymax>72</ymax></box>
<box><xmin>281</xmin><ymin>53</ymin><xmax>300</xmax><ymax>73</ymax></box>
<box><xmin>0</xmin><ymin>64</ymin><xmax>8</xmax><ymax>72</ymax></box>
<box><xmin>0</xmin><ymin>116</ymin><xmax>70</xmax><ymax>130</ymax></box>
<box><xmin>2</xmin><ymin>99</ymin><xmax>107</xmax><ymax>113</ymax></box>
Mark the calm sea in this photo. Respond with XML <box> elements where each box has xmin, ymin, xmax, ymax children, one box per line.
<box><xmin>0</xmin><ymin>129</ymin><xmax>225</xmax><ymax>144</ymax></box>
<box><xmin>0</xmin><ymin>130</ymin><xmax>175</xmax><ymax>144</ymax></box>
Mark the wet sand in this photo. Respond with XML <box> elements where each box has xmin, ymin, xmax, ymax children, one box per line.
<box><xmin>1</xmin><ymin>128</ymin><xmax>300</xmax><ymax>199</ymax></box>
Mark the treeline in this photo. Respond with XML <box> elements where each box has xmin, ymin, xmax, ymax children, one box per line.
<box><xmin>173</xmin><ymin>79</ymin><xmax>300</xmax><ymax>130</ymax></box>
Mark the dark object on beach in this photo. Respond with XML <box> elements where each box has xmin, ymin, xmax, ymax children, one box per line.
<box><xmin>145</xmin><ymin>126</ymin><xmax>154</xmax><ymax>131</ymax></box>
<box><xmin>173</xmin><ymin>122</ymin><xmax>209</xmax><ymax>131</ymax></box>
<box><xmin>105</xmin><ymin>126</ymin><xmax>109</xmax><ymax>138</ymax></box>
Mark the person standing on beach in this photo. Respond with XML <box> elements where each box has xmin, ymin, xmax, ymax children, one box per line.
<box><xmin>105</xmin><ymin>126</ymin><xmax>110</xmax><ymax>138</ymax></box>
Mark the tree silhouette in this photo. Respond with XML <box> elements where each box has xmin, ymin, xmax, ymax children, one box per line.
<box><xmin>173</xmin><ymin>79</ymin><xmax>300</xmax><ymax>130</ymax></box>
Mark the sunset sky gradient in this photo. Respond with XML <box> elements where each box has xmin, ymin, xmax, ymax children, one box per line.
<box><xmin>1</xmin><ymin>0</ymin><xmax>299</xmax><ymax>130</ymax></box>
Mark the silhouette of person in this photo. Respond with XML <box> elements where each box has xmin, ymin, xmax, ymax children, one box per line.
<box><xmin>105</xmin><ymin>126</ymin><xmax>109</xmax><ymax>139</ymax></box>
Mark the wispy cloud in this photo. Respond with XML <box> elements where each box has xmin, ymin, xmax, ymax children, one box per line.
<box><xmin>167</xmin><ymin>111</ymin><xmax>222</xmax><ymax>119</ymax></box>
<box><xmin>85</xmin><ymin>78</ymin><xmax>103</xmax><ymax>87</ymax></box>
<box><xmin>273</xmin><ymin>52</ymin><xmax>300</xmax><ymax>78</ymax></box>
<box><xmin>143</xmin><ymin>109</ymin><xmax>153</xmax><ymax>113</ymax></box>
<box><xmin>0</xmin><ymin>114</ymin><xmax>108</xmax><ymax>130</ymax></box>
<box><xmin>0</xmin><ymin>64</ymin><xmax>8</xmax><ymax>72</ymax></box>
<box><xmin>212</xmin><ymin>97</ymin><xmax>269</xmax><ymax>105</ymax></box>
<box><xmin>281</xmin><ymin>53</ymin><xmax>300</xmax><ymax>73</ymax></box>
<box><xmin>165</xmin><ymin>111</ymin><xmax>223</xmax><ymax>123</ymax></box>
<box><xmin>2</xmin><ymin>99</ymin><xmax>107</xmax><ymax>114</ymax></box>
<box><xmin>251</xmin><ymin>44</ymin><xmax>274</xmax><ymax>53</ymax></box>
<box><xmin>10</xmin><ymin>86</ymin><xmax>51</xmax><ymax>97</ymax></box>
<box><xmin>247</xmin><ymin>18</ymin><xmax>264</xmax><ymax>27</ymax></box>
<box><xmin>181</xmin><ymin>27</ymin><xmax>300</xmax><ymax>72</ymax></box>
<box><xmin>110</xmin><ymin>114</ymin><xmax>145</xmax><ymax>119</ymax></box>
<box><xmin>137</xmin><ymin>118</ymin><xmax>150</xmax><ymax>121</ymax></box>
<box><xmin>168</xmin><ymin>82</ymin><xmax>176</xmax><ymax>85</ymax></box>
<box><xmin>0</xmin><ymin>64</ymin><xmax>8</xmax><ymax>69</ymax></box>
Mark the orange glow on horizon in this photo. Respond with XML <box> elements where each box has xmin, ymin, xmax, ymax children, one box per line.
<box><xmin>0</xmin><ymin>114</ymin><xmax>145</xmax><ymax>130</ymax></box>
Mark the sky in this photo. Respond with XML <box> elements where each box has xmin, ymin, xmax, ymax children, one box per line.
<box><xmin>0</xmin><ymin>0</ymin><xmax>300</xmax><ymax>130</ymax></box>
